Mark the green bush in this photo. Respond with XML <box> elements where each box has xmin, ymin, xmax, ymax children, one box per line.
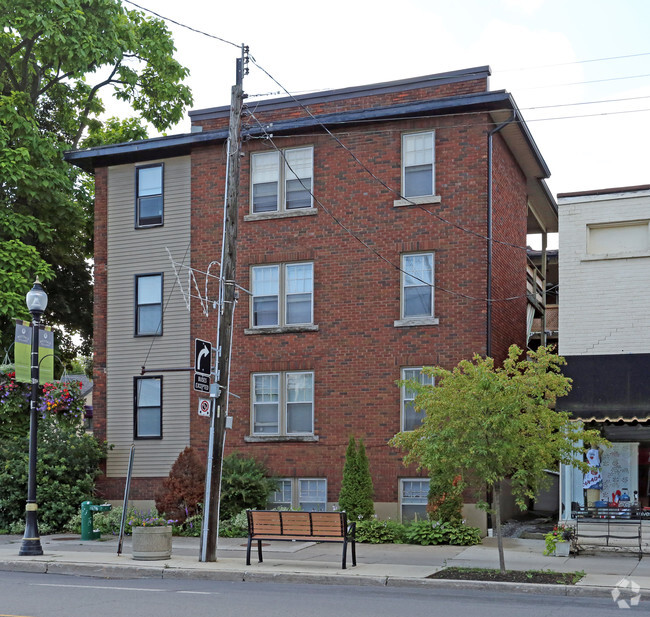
<box><xmin>427</xmin><ymin>475</ymin><xmax>464</xmax><ymax>523</ymax></box>
<box><xmin>404</xmin><ymin>520</ymin><xmax>481</xmax><ymax>546</ymax></box>
<box><xmin>219</xmin><ymin>453</ymin><xmax>276</xmax><ymax>521</ymax></box>
<box><xmin>338</xmin><ymin>436</ymin><xmax>374</xmax><ymax>520</ymax></box>
<box><xmin>355</xmin><ymin>517</ymin><xmax>405</xmax><ymax>543</ymax></box>
<box><xmin>219</xmin><ymin>510</ymin><xmax>248</xmax><ymax>537</ymax></box>
<box><xmin>0</xmin><ymin>416</ymin><xmax>106</xmax><ymax>532</ymax></box>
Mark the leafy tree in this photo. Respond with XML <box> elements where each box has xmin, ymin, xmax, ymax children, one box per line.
<box><xmin>0</xmin><ymin>0</ymin><xmax>192</xmax><ymax>359</ymax></box>
<box><xmin>338</xmin><ymin>436</ymin><xmax>374</xmax><ymax>520</ymax></box>
<box><xmin>391</xmin><ymin>345</ymin><xmax>606</xmax><ymax>573</ymax></box>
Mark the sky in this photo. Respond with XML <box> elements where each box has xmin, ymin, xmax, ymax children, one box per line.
<box><xmin>119</xmin><ymin>0</ymin><xmax>650</xmax><ymax>226</ymax></box>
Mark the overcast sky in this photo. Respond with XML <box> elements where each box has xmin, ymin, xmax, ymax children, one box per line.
<box><xmin>122</xmin><ymin>0</ymin><xmax>649</xmax><ymax>201</ymax></box>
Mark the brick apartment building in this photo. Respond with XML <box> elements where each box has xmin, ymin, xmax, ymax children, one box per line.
<box><xmin>66</xmin><ymin>66</ymin><xmax>557</xmax><ymax>528</ymax></box>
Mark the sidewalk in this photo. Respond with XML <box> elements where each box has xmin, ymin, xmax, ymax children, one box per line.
<box><xmin>0</xmin><ymin>533</ymin><xmax>648</xmax><ymax>597</ymax></box>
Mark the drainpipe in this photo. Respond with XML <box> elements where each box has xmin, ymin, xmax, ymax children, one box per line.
<box><xmin>486</xmin><ymin>112</ymin><xmax>516</xmax><ymax>358</ymax></box>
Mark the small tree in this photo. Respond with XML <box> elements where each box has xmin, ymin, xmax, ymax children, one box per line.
<box><xmin>155</xmin><ymin>447</ymin><xmax>205</xmax><ymax>523</ymax></box>
<box><xmin>339</xmin><ymin>436</ymin><xmax>374</xmax><ymax>520</ymax></box>
<box><xmin>427</xmin><ymin>475</ymin><xmax>463</xmax><ymax>523</ymax></box>
<box><xmin>391</xmin><ymin>345</ymin><xmax>605</xmax><ymax>572</ymax></box>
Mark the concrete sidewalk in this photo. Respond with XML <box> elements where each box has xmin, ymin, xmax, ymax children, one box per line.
<box><xmin>0</xmin><ymin>533</ymin><xmax>648</xmax><ymax>598</ymax></box>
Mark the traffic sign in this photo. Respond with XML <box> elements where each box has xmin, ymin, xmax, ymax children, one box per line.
<box><xmin>195</xmin><ymin>338</ymin><xmax>212</xmax><ymax>376</ymax></box>
<box><xmin>198</xmin><ymin>398</ymin><xmax>211</xmax><ymax>417</ymax></box>
<box><xmin>194</xmin><ymin>373</ymin><xmax>210</xmax><ymax>393</ymax></box>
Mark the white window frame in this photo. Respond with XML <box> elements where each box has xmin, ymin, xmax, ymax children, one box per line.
<box><xmin>251</xmin><ymin>262</ymin><xmax>314</xmax><ymax>328</ymax></box>
<box><xmin>251</xmin><ymin>147</ymin><xmax>313</xmax><ymax>214</ymax></box>
<box><xmin>267</xmin><ymin>478</ymin><xmax>327</xmax><ymax>511</ymax></box>
<box><xmin>401</xmin><ymin>367</ymin><xmax>434</xmax><ymax>432</ymax></box>
<box><xmin>400</xmin><ymin>478</ymin><xmax>430</xmax><ymax>522</ymax></box>
<box><xmin>251</xmin><ymin>371</ymin><xmax>314</xmax><ymax>436</ymax></box>
<box><xmin>135</xmin><ymin>273</ymin><xmax>163</xmax><ymax>336</ymax></box>
<box><xmin>401</xmin><ymin>131</ymin><xmax>435</xmax><ymax>199</ymax></box>
<box><xmin>395</xmin><ymin>252</ymin><xmax>438</xmax><ymax>327</ymax></box>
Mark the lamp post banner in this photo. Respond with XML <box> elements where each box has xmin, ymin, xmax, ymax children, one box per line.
<box><xmin>14</xmin><ymin>320</ymin><xmax>31</xmax><ymax>383</ymax></box>
<box><xmin>13</xmin><ymin>320</ymin><xmax>54</xmax><ymax>384</ymax></box>
<box><xmin>38</xmin><ymin>327</ymin><xmax>54</xmax><ymax>384</ymax></box>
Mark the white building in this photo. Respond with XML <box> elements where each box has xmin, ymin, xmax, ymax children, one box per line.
<box><xmin>557</xmin><ymin>185</ymin><xmax>650</xmax><ymax>518</ymax></box>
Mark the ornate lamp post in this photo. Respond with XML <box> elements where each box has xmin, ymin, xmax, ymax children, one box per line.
<box><xmin>18</xmin><ymin>279</ymin><xmax>48</xmax><ymax>556</ymax></box>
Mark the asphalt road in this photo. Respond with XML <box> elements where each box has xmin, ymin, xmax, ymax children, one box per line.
<box><xmin>0</xmin><ymin>571</ymin><xmax>642</xmax><ymax>617</ymax></box>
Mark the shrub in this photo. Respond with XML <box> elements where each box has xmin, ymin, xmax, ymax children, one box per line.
<box><xmin>65</xmin><ymin>505</ymin><xmax>129</xmax><ymax>535</ymax></box>
<box><xmin>0</xmin><ymin>415</ymin><xmax>106</xmax><ymax>532</ymax></box>
<box><xmin>404</xmin><ymin>520</ymin><xmax>481</xmax><ymax>546</ymax></box>
<box><xmin>219</xmin><ymin>510</ymin><xmax>248</xmax><ymax>537</ymax></box>
<box><xmin>219</xmin><ymin>453</ymin><xmax>276</xmax><ymax>521</ymax></box>
<box><xmin>155</xmin><ymin>446</ymin><xmax>205</xmax><ymax>523</ymax></box>
<box><xmin>338</xmin><ymin>436</ymin><xmax>374</xmax><ymax>520</ymax></box>
<box><xmin>355</xmin><ymin>517</ymin><xmax>405</xmax><ymax>544</ymax></box>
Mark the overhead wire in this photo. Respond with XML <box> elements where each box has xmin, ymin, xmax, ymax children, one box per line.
<box><xmin>245</xmin><ymin>108</ymin><xmax>530</xmax><ymax>304</ymax></box>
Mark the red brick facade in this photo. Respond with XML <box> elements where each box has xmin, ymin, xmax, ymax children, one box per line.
<box><xmin>87</xmin><ymin>68</ymin><xmax>550</xmax><ymax>517</ymax></box>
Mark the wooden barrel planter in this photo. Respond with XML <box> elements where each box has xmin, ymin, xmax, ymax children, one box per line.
<box><xmin>131</xmin><ymin>526</ymin><xmax>172</xmax><ymax>560</ymax></box>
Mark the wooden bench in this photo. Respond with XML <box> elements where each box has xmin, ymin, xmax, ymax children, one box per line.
<box><xmin>246</xmin><ymin>510</ymin><xmax>356</xmax><ymax>569</ymax></box>
<box><xmin>573</xmin><ymin>507</ymin><xmax>643</xmax><ymax>558</ymax></box>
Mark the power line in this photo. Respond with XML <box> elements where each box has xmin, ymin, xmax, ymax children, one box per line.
<box><xmin>123</xmin><ymin>0</ymin><xmax>242</xmax><ymax>49</ymax></box>
<box><xmin>246</xmin><ymin>109</ymin><xmax>531</xmax><ymax>305</ymax></box>
<box><xmin>496</xmin><ymin>51</ymin><xmax>650</xmax><ymax>73</ymax></box>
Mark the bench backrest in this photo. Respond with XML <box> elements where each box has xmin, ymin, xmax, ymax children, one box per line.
<box><xmin>247</xmin><ymin>510</ymin><xmax>347</xmax><ymax>537</ymax></box>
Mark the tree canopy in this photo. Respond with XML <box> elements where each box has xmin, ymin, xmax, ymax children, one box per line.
<box><xmin>0</xmin><ymin>0</ymin><xmax>192</xmax><ymax>361</ymax></box>
<box><xmin>390</xmin><ymin>345</ymin><xmax>605</xmax><ymax>572</ymax></box>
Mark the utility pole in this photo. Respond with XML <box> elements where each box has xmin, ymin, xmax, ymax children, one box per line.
<box><xmin>201</xmin><ymin>49</ymin><xmax>246</xmax><ymax>562</ymax></box>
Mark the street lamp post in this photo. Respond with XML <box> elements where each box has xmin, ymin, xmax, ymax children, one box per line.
<box><xmin>18</xmin><ymin>279</ymin><xmax>48</xmax><ymax>557</ymax></box>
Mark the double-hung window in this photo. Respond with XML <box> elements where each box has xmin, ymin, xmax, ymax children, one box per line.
<box><xmin>401</xmin><ymin>253</ymin><xmax>434</xmax><ymax>319</ymax></box>
<box><xmin>268</xmin><ymin>478</ymin><xmax>327</xmax><ymax>511</ymax></box>
<box><xmin>251</xmin><ymin>262</ymin><xmax>313</xmax><ymax>327</ymax></box>
<box><xmin>401</xmin><ymin>367</ymin><xmax>434</xmax><ymax>431</ymax></box>
<box><xmin>402</xmin><ymin>132</ymin><xmax>434</xmax><ymax>198</ymax></box>
<box><xmin>251</xmin><ymin>147</ymin><xmax>313</xmax><ymax>213</ymax></box>
<box><xmin>252</xmin><ymin>371</ymin><xmax>314</xmax><ymax>436</ymax></box>
<box><xmin>400</xmin><ymin>478</ymin><xmax>430</xmax><ymax>521</ymax></box>
<box><xmin>134</xmin><ymin>376</ymin><xmax>162</xmax><ymax>439</ymax></box>
<box><xmin>135</xmin><ymin>274</ymin><xmax>163</xmax><ymax>336</ymax></box>
<box><xmin>136</xmin><ymin>164</ymin><xmax>163</xmax><ymax>227</ymax></box>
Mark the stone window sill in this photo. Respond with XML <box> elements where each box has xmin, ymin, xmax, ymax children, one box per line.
<box><xmin>394</xmin><ymin>317</ymin><xmax>440</xmax><ymax>328</ymax></box>
<box><xmin>244</xmin><ymin>435</ymin><xmax>319</xmax><ymax>443</ymax></box>
<box><xmin>393</xmin><ymin>195</ymin><xmax>441</xmax><ymax>207</ymax></box>
<box><xmin>244</xmin><ymin>208</ymin><xmax>318</xmax><ymax>222</ymax></box>
<box><xmin>244</xmin><ymin>325</ymin><xmax>319</xmax><ymax>335</ymax></box>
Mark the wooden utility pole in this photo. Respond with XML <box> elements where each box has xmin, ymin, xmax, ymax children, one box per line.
<box><xmin>201</xmin><ymin>51</ymin><xmax>246</xmax><ymax>562</ymax></box>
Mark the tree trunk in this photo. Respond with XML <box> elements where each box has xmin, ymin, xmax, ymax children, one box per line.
<box><xmin>493</xmin><ymin>480</ymin><xmax>506</xmax><ymax>573</ymax></box>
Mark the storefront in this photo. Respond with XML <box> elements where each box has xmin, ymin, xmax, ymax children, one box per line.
<box><xmin>561</xmin><ymin>424</ymin><xmax>650</xmax><ymax>519</ymax></box>
<box><xmin>558</xmin><ymin>354</ymin><xmax>650</xmax><ymax>521</ymax></box>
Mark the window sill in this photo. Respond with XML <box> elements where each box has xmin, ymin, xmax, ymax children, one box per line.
<box><xmin>394</xmin><ymin>317</ymin><xmax>439</xmax><ymax>328</ymax></box>
<box><xmin>244</xmin><ymin>208</ymin><xmax>318</xmax><ymax>222</ymax></box>
<box><xmin>244</xmin><ymin>325</ymin><xmax>319</xmax><ymax>335</ymax></box>
<box><xmin>244</xmin><ymin>435</ymin><xmax>319</xmax><ymax>443</ymax></box>
<box><xmin>393</xmin><ymin>195</ymin><xmax>441</xmax><ymax>208</ymax></box>
<box><xmin>581</xmin><ymin>251</ymin><xmax>650</xmax><ymax>262</ymax></box>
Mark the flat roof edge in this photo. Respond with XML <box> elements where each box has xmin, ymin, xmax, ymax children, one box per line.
<box><xmin>190</xmin><ymin>66</ymin><xmax>492</xmax><ymax>121</ymax></box>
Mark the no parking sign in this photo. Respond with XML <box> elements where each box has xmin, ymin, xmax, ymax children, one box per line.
<box><xmin>198</xmin><ymin>398</ymin><xmax>211</xmax><ymax>417</ymax></box>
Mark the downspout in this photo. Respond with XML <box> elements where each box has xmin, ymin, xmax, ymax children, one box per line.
<box><xmin>486</xmin><ymin>112</ymin><xmax>516</xmax><ymax>358</ymax></box>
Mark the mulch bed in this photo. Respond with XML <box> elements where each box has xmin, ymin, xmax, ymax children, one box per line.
<box><xmin>428</xmin><ymin>567</ymin><xmax>583</xmax><ymax>585</ymax></box>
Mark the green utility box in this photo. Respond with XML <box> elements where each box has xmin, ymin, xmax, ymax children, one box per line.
<box><xmin>80</xmin><ymin>501</ymin><xmax>112</xmax><ymax>540</ymax></box>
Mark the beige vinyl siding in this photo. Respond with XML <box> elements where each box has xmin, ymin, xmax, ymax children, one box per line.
<box><xmin>106</xmin><ymin>157</ymin><xmax>191</xmax><ymax>477</ymax></box>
